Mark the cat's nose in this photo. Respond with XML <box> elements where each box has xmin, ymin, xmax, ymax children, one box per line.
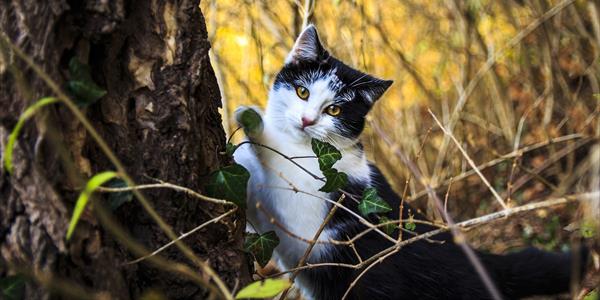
<box><xmin>301</xmin><ymin>117</ymin><xmax>316</xmax><ymax>128</ymax></box>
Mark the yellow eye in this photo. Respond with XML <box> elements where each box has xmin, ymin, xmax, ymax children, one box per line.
<box><xmin>295</xmin><ymin>86</ymin><xmax>310</xmax><ymax>100</ymax></box>
<box><xmin>325</xmin><ymin>105</ymin><xmax>341</xmax><ymax>116</ymax></box>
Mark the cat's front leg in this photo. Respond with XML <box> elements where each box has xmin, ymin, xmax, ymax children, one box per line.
<box><xmin>234</xmin><ymin>105</ymin><xmax>265</xmax><ymax>141</ymax></box>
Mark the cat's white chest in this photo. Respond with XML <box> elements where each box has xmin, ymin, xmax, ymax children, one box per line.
<box><xmin>235</xmin><ymin>127</ymin><xmax>334</xmax><ymax>268</ymax></box>
<box><xmin>233</xmin><ymin>120</ymin><xmax>371</xmax><ymax>299</ymax></box>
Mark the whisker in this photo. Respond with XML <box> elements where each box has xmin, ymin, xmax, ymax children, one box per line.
<box><xmin>348</xmin><ymin>73</ymin><xmax>370</xmax><ymax>87</ymax></box>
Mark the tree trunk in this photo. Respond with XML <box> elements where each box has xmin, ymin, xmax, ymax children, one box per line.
<box><xmin>0</xmin><ymin>0</ymin><xmax>247</xmax><ymax>299</ymax></box>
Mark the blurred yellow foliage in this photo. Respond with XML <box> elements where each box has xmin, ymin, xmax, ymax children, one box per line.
<box><xmin>202</xmin><ymin>0</ymin><xmax>599</xmax><ymax>250</ymax></box>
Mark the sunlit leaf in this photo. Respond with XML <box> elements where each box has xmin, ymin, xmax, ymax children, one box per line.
<box><xmin>311</xmin><ymin>138</ymin><xmax>342</xmax><ymax>171</ymax></box>
<box><xmin>206</xmin><ymin>163</ymin><xmax>250</xmax><ymax>207</ymax></box>
<box><xmin>0</xmin><ymin>275</ymin><xmax>25</xmax><ymax>300</ymax></box>
<box><xmin>318</xmin><ymin>168</ymin><xmax>348</xmax><ymax>192</ymax></box>
<box><xmin>358</xmin><ymin>187</ymin><xmax>392</xmax><ymax>216</ymax></box>
<box><xmin>244</xmin><ymin>231</ymin><xmax>279</xmax><ymax>267</ymax></box>
<box><xmin>67</xmin><ymin>171</ymin><xmax>119</xmax><ymax>240</ymax></box>
<box><xmin>3</xmin><ymin>97</ymin><xmax>59</xmax><ymax>174</ymax></box>
<box><xmin>235</xmin><ymin>279</ymin><xmax>290</xmax><ymax>299</ymax></box>
<box><xmin>68</xmin><ymin>57</ymin><xmax>107</xmax><ymax>106</ymax></box>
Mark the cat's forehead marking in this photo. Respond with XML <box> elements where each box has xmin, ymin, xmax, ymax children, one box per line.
<box><xmin>295</xmin><ymin>68</ymin><xmax>342</xmax><ymax>92</ymax></box>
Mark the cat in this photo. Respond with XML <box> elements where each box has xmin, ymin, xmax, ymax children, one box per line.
<box><xmin>233</xmin><ymin>25</ymin><xmax>587</xmax><ymax>300</ymax></box>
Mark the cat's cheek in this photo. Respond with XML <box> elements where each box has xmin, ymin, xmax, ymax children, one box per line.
<box><xmin>286</xmin><ymin>102</ymin><xmax>305</xmax><ymax>125</ymax></box>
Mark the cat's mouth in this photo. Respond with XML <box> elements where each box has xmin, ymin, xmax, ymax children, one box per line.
<box><xmin>290</xmin><ymin>123</ymin><xmax>315</xmax><ymax>140</ymax></box>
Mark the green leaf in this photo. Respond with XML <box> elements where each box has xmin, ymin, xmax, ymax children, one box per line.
<box><xmin>405</xmin><ymin>221</ymin><xmax>416</xmax><ymax>231</ymax></box>
<box><xmin>318</xmin><ymin>168</ymin><xmax>348</xmax><ymax>192</ymax></box>
<box><xmin>205</xmin><ymin>164</ymin><xmax>250</xmax><ymax>207</ymax></box>
<box><xmin>311</xmin><ymin>139</ymin><xmax>342</xmax><ymax>171</ymax></box>
<box><xmin>68</xmin><ymin>81</ymin><xmax>107</xmax><ymax>106</ymax></box>
<box><xmin>404</xmin><ymin>211</ymin><xmax>416</xmax><ymax>231</ymax></box>
<box><xmin>67</xmin><ymin>58</ymin><xmax>107</xmax><ymax>106</ymax></box>
<box><xmin>379</xmin><ymin>216</ymin><xmax>396</xmax><ymax>236</ymax></box>
<box><xmin>69</xmin><ymin>57</ymin><xmax>94</xmax><ymax>82</ymax></box>
<box><xmin>244</xmin><ymin>231</ymin><xmax>279</xmax><ymax>267</ymax></box>
<box><xmin>3</xmin><ymin>97</ymin><xmax>59</xmax><ymax>174</ymax></box>
<box><xmin>236</xmin><ymin>107</ymin><xmax>263</xmax><ymax>136</ymax></box>
<box><xmin>235</xmin><ymin>279</ymin><xmax>290</xmax><ymax>299</ymax></box>
<box><xmin>358</xmin><ymin>187</ymin><xmax>392</xmax><ymax>216</ymax></box>
<box><xmin>225</xmin><ymin>142</ymin><xmax>237</xmax><ymax>157</ymax></box>
<box><xmin>67</xmin><ymin>171</ymin><xmax>119</xmax><ymax>240</ymax></box>
<box><xmin>107</xmin><ymin>179</ymin><xmax>133</xmax><ymax>210</ymax></box>
<box><xmin>0</xmin><ymin>275</ymin><xmax>25</xmax><ymax>300</ymax></box>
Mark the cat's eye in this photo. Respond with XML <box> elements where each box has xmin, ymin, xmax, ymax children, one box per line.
<box><xmin>295</xmin><ymin>85</ymin><xmax>310</xmax><ymax>100</ymax></box>
<box><xmin>325</xmin><ymin>105</ymin><xmax>341</xmax><ymax>116</ymax></box>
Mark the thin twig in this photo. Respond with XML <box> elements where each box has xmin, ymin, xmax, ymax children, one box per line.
<box><xmin>267</xmin><ymin>192</ymin><xmax>598</xmax><ymax>280</ymax></box>
<box><xmin>431</xmin><ymin>0</ymin><xmax>577</xmax><ymax>184</ymax></box>
<box><xmin>370</xmin><ymin>121</ymin><xmax>503</xmax><ymax>300</ymax></box>
<box><xmin>279</xmin><ymin>194</ymin><xmax>346</xmax><ymax>300</ymax></box>
<box><xmin>406</xmin><ymin>134</ymin><xmax>589</xmax><ymax>202</ymax></box>
<box><xmin>97</xmin><ymin>182</ymin><xmax>235</xmax><ymax>206</ymax></box>
<box><xmin>127</xmin><ymin>208</ymin><xmax>238</xmax><ymax>264</ymax></box>
<box><xmin>428</xmin><ymin>109</ymin><xmax>508</xmax><ymax>210</ymax></box>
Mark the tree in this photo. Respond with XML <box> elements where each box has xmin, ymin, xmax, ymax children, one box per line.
<box><xmin>0</xmin><ymin>1</ymin><xmax>247</xmax><ymax>299</ymax></box>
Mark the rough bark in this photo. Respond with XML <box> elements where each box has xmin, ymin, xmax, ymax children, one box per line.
<box><xmin>0</xmin><ymin>0</ymin><xmax>247</xmax><ymax>299</ymax></box>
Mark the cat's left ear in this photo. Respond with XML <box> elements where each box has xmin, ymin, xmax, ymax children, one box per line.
<box><xmin>285</xmin><ymin>25</ymin><xmax>329</xmax><ymax>64</ymax></box>
<box><xmin>360</xmin><ymin>78</ymin><xmax>393</xmax><ymax>104</ymax></box>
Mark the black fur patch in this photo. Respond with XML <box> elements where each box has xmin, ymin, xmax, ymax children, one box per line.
<box><xmin>298</xmin><ymin>165</ymin><xmax>588</xmax><ymax>299</ymax></box>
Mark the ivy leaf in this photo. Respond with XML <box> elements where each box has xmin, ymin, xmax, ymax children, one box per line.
<box><xmin>67</xmin><ymin>58</ymin><xmax>107</xmax><ymax>106</ymax></box>
<box><xmin>358</xmin><ymin>187</ymin><xmax>392</xmax><ymax>216</ymax></box>
<box><xmin>67</xmin><ymin>171</ymin><xmax>119</xmax><ymax>240</ymax></box>
<box><xmin>244</xmin><ymin>231</ymin><xmax>279</xmax><ymax>267</ymax></box>
<box><xmin>0</xmin><ymin>275</ymin><xmax>25</xmax><ymax>300</ymax></box>
<box><xmin>379</xmin><ymin>216</ymin><xmax>396</xmax><ymax>236</ymax></box>
<box><xmin>206</xmin><ymin>163</ymin><xmax>250</xmax><ymax>207</ymax></box>
<box><xmin>225</xmin><ymin>142</ymin><xmax>237</xmax><ymax>157</ymax></box>
<box><xmin>235</xmin><ymin>279</ymin><xmax>290</xmax><ymax>299</ymax></box>
<box><xmin>106</xmin><ymin>179</ymin><xmax>133</xmax><ymax>210</ymax></box>
<box><xmin>236</xmin><ymin>107</ymin><xmax>263</xmax><ymax>136</ymax></box>
<box><xmin>69</xmin><ymin>57</ymin><xmax>94</xmax><ymax>82</ymax></box>
<box><xmin>405</xmin><ymin>221</ymin><xmax>416</xmax><ymax>231</ymax></box>
<box><xmin>318</xmin><ymin>168</ymin><xmax>348</xmax><ymax>192</ymax></box>
<box><xmin>311</xmin><ymin>139</ymin><xmax>342</xmax><ymax>171</ymax></box>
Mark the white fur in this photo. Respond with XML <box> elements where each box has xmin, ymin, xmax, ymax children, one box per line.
<box><xmin>234</xmin><ymin>73</ymin><xmax>371</xmax><ymax>299</ymax></box>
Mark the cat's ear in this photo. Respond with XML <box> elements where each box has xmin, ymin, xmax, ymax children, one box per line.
<box><xmin>360</xmin><ymin>78</ymin><xmax>393</xmax><ymax>104</ymax></box>
<box><xmin>285</xmin><ymin>25</ymin><xmax>329</xmax><ymax>64</ymax></box>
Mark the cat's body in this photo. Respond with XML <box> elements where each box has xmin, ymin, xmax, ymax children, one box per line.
<box><xmin>234</xmin><ymin>25</ymin><xmax>586</xmax><ymax>299</ymax></box>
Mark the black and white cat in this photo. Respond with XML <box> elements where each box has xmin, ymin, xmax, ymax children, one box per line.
<box><xmin>234</xmin><ymin>25</ymin><xmax>586</xmax><ymax>299</ymax></box>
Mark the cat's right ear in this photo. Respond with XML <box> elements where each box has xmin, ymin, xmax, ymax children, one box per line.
<box><xmin>285</xmin><ymin>25</ymin><xmax>329</xmax><ymax>64</ymax></box>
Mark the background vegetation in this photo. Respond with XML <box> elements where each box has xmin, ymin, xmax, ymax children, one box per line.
<box><xmin>204</xmin><ymin>0</ymin><xmax>599</xmax><ymax>296</ymax></box>
<box><xmin>1</xmin><ymin>0</ymin><xmax>598</xmax><ymax>299</ymax></box>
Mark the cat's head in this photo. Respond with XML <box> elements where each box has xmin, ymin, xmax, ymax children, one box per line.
<box><xmin>266</xmin><ymin>25</ymin><xmax>393</xmax><ymax>149</ymax></box>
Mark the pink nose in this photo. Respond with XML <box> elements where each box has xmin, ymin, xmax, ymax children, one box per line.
<box><xmin>301</xmin><ymin>117</ymin><xmax>316</xmax><ymax>128</ymax></box>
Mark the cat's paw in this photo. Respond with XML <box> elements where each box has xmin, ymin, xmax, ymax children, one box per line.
<box><xmin>234</xmin><ymin>106</ymin><xmax>264</xmax><ymax>138</ymax></box>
